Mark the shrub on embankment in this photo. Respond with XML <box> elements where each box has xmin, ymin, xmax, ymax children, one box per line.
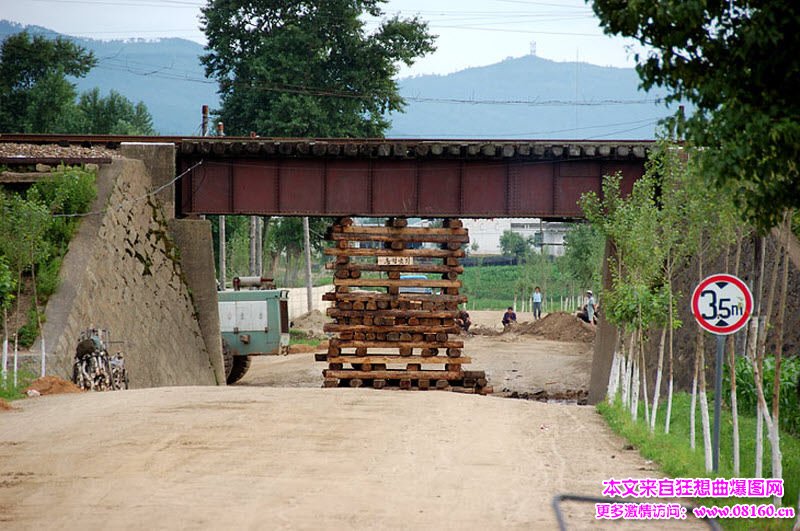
<box><xmin>0</xmin><ymin>166</ymin><xmax>96</xmax><ymax>347</ymax></box>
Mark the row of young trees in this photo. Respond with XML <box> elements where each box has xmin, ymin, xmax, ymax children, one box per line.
<box><xmin>0</xmin><ymin>168</ymin><xmax>96</xmax><ymax>386</ymax></box>
<box><xmin>0</xmin><ymin>32</ymin><xmax>154</xmax><ymax>135</ymax></box>
<box><xmin>211</xmin><ymin>216</ymin><xmax>331</xmax><ymax>287</ymax></box>
<box><xmin>582</xmin><ymin>141</ymin><xmax>795</xmax><ymax>504</ymax></box>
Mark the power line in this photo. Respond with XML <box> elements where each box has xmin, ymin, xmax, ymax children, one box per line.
<box><xmin>92</xmin><ymin>57</ymin><xmax>663</xmax><ymax>108</ymax></box>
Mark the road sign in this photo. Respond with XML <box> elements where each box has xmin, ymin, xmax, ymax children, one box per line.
<box><xmin>691</xmin><ymin>273</ymin><xmax>753</xmax><ymax>335</ymax></box>
<box><xmin>691</xmin><ymin>273</ymin><xmax>754</xmax><ymax>472</ymax></box>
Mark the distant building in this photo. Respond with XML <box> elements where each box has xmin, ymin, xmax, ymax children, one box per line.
<box><xmin>463</xmin><ymin>218</ymin><xmax>571</xmax><ymax>257</ymax></box>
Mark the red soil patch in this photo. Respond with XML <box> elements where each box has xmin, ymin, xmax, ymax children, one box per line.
<box><xmin>288</xmin><ymin>341</ymin><xmax>328</xmax><ymax>354</ymax></box>
<box><xmin>0</xmin><ymin>398</ymin><xmax>14</xmax><ymax>411</ymax></box>
<box><xmin>25</xmin><ymin>376</ymin><xmax>83</xmax><ymax>395</ymax></box>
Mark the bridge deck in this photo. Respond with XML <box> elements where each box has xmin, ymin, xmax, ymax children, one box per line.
<box><xmin>177</xmin><ymin>138</ymin><xmax>649</xmax><ymax>219</ymax></box>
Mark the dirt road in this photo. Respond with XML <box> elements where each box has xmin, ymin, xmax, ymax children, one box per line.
<box><xmin>0</xmin><ymin>313</ymin><xmax>707</xmax><ymax>529</ymax></box>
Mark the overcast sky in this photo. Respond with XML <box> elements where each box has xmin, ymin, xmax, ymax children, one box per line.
<box><xmin>0</xmin><ymin>0</ymin><xmax>647</xmax><ymax>76</ymax></box>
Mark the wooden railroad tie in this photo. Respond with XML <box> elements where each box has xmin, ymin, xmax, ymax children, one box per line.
<box><xmin>318</xmin><ymin>217</ymin><xmax>491</xmax><ymax>394</ymax></box>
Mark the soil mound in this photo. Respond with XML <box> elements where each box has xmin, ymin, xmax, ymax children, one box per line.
<box><xmin>470</xmin><ymin>325</ymin><xmax>501</xmax><ymax>337</ymax></box>
<box><xmin>291</xmin><ymin>310</ymin><xmax>330</xmax><ymax>338</ymax></box>
<box><xmin>25</xmin><ymin>376</ymin><xmax>83</xmax><ymax>396</ymax></box>
<box><xmin>0</xmin><ymin>398</ymin><xmax>14</xmax><ymax>411</ymax></box>
<box><xmin>288</xmin><ymin>343</ymin><xmax>321</xmax><ymax>354</ymax></box>
<box><xmin>505</xmin><ymin>312</ymin><xmax>595</xmax><ymax>343</ymax></box>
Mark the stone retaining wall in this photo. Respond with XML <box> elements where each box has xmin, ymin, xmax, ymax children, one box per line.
<box><xmin>41</xmin><ymin>158</ymin><xmax>217</xmax><ymax>387</ymax></box>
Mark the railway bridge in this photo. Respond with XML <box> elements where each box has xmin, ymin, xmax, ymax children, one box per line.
<box><xmin>2</xmin><ymin>134</ymin><xmax>652</xmax><ymax>399</ymax></box>
<box><xmin>174</xmin><ymin>137</ymin><xmax>649</xmax><ymax>401</ymax></box>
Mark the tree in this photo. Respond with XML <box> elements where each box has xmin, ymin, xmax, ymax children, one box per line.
<box><xmin>0</xmin><ymin>256</ymin><xmax>15</xmax><ymax>385</ymax></box>
<box><xmin>0</xmin><ymin>31</ymin><xmax>96</xmax><ymax>133</ymax></box>
<box><xmin>200</xmin><ymin>0</ymin><xmax>436</xmax><ymax>137</ymax></box>
<box><xmin>499</xmin><ymin>230</ymin><xmax>533</xmax><ymax>262</ymax></box>
<box><xmin>589</xmin><ymin>1</ymin><xmax>800</xmax><ymax>230</ymax></box>
<box><xmin>75</xmin><ymin>88</ymin><xmax>155</xmax><ymax>135</ymax></box>
<box><xmin>562</xmin><ymin>223</ymin><xmax>604</xmax><ymax>290</ymax></box>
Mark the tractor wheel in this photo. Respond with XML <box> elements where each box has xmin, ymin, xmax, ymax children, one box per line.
<box><xmin>227</xmin><ymin>355</ymin><xmax>252</xmax><ymax>385</ymax></box>
<box><xmin>222</xmin><ymin>339</ymin><xmax>233</xmax><ymax>382</ymax></box>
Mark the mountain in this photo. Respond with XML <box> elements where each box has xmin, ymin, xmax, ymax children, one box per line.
<box><xmin>0</xmin><ymin>20</ymin><xmax>218</xmax><ymax>135</ymax></box>
<box><xmin>1</xmin><ymin>20</ymin><xmax>675</xmax><ymax>138</ymax></box>
<box><xmin>390</xmin><ymin>55</ymin><xmax>676</xmax><ymax>139</ymax></box>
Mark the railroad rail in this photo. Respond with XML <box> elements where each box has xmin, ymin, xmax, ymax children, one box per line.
<box><xmin>1</xmin><ymin>134</ymin><xmax>652</xmax><ymax>218</ymax></box>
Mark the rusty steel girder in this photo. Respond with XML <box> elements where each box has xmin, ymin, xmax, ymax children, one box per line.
<box><xmin>178</xmin><ymin>158</ymin><xmax>642</xmax><ymax>219</ymax></box>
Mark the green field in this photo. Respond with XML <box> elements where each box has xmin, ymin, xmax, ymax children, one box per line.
<box><xmin>460</xmin><ymin>264</ymin><xmax>589</xmax><ymax>311</ymax></box>
<box><xmin>598</xmin><ymin>393</ymin><xmax>800</xmax><ymax>530</ymax></box>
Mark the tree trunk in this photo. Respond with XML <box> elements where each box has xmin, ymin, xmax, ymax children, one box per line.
<box><xmin>768</xmin><ymin>213</ymin><xmax>791</xmax><ymax>504</ymax></box>
<box><xmin>690</xmin><ymin>337</ymin><xmax>698</xmax><ymax>451</ymax></box>
<box><xmin>665</xmin><ymin>276</ymin><xmax>675</xmax><ymax>434</ymax></box>
<box><xmin>2</xmin><ymin>307</ymin><xmax>8</xmax><ymax>385</ymax></box>
<box><xmin>650</xmin><ymin>327</ymin><xmax>667</xmax><ymax>432</ymax></box>
<box><xmin>728</xmin><ymin>233</ymin><xmax>743</xmax><ymax>476</ymax></box>
<box><xmin>607</xmin><ymin>328</ymin><xmax>622</xmax><ymax>403</ymax></box>
<box><xmin>630</xmin><ymin>328</ymin><xmax>640</xmax><ymax>422</ymax></box>
<box><xmin>754</xmin><ymin>229</ymin><xmax>782</xmax><ymax>478</ymax></box>
<box><xmin>13</xmin><ymin>271</ymin><xmax>22</xmax><ymax>387</ymax></box>
<box><xmin>639</xmin><ymin>325</ymin><xmax>650</xmax><ymax>425</ymax></box>
<box><xmin>31</xmin><ymin>263</ymin><xmax>45</xmax><ymax>377</ymax></box>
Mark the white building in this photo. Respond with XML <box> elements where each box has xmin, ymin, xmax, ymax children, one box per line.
<box><xmin>463</xmin><ymin>218</ymin><xmax>572</xmax><ymax>257</ymax></box>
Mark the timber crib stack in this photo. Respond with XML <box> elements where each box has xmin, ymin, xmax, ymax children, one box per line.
<box><xmin>318</xmin><ymin>217</ymin><xmax>492</xmax><ymax>394</ymax></box>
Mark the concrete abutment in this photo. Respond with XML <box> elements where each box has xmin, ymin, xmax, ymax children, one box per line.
<box><xmin>41</xmin><ymin>145</ymin><xmax>223</xmax><ymax>387</ymax></box>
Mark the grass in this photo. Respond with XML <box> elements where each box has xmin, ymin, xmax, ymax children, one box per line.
<box><xmin>289</xmin><ymin>329</ymin><xmax>324</xmax><ymax>347</ymax></box>
<box><xmin>460</xmin><ymin>264</ymin><xmax>587</xmax><ymax>311</ymax></box>
<box><xmin>598</xmin><ymin>392</ymin><xmax>800</xmax><ymax>530</ymax></box>
<box><xmin>0</xmin><ymin>370</ymin><xmax>36</xmax><ymax>401</ymax></box>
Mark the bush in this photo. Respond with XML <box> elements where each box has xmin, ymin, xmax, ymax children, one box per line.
<box><xmin>17</xmin><ymin>307</ymin><xmax>41</xmax><ymax>348</ymax></box>
<box><xmin>0</xmin><ymin>369</ymin><xmax>36</xmax><ymax>401</ymax></box>
<box><xmin>726</xmin><ymin>354</ymin><xmax>800</xmax><ymax>437</ymax></box>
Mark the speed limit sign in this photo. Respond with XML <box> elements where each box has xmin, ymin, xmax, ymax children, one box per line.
<box><xmin>691</xmin><ymin>273</ymin><xmax>753</xmax><ymax>335</ymax></box>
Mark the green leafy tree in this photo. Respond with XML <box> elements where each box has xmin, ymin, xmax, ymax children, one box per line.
<box><xmin>499</xmin><ymin>230</ymin><xmax>533</xmax><ymax>262</ymax></box>
<box><xmin>200</xmin><ymin>0</ymin><xmax>436</xmax><ymax>136</ymax></box>
<box><xmin>75</xmin><ymin>88</ymin><xmax>155</xmax><ymax>135</ymax></box>
<box><xmin>590</xmin><ymin>1</ymin><xmax>800</xmax><ymax>229</ymax></box>
<box><xmin>562</xmin><ymin>223</ymin><xmax>604</xmax><ymax>290</ymax></box>
<box><xmin>0</xmin><ymin>31</ymin><xmax>96</xmax><ymax>133</ymax></box>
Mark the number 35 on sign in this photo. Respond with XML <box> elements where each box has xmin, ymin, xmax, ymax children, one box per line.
<box><xmin>691</xmin><ymin>273</ymin><xmax>753</xmax><ymax>335</ymax></box>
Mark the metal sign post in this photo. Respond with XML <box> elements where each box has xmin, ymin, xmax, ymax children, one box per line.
<box><xmin>691</xmin><ymin>273</ymin><xmax>753</xmax><ymax>473</ymax></box>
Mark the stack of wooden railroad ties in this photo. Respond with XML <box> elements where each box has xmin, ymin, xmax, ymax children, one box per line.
<box><xmin>318</xmin><ymin>217</ymin><xmax>492</xmax><ymax>395</ymax></box>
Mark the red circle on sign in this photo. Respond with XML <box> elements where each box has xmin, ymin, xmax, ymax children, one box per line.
<box><xmin>691</xmin><ymin>274</ymin><xmax>753</xmax><ymax>335</ymax></box>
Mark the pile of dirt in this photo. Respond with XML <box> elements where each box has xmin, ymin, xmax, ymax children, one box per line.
<box><xmin>0</xmin><ymin>398</ymin><xmax>14</xmax><ymax>411</ymax></box>
<box><xmin>505</xmin><ymin>312</ymin><xmax>595</xmax><ymax>343</ymax></box>
<box><xmin>291</xmin><ymin>310</ymin><xmax>330</xmax><ymax>338</ymax></box>
<box><xmin>288</xmin><ymin>340</ymin><xmax>329</xmax><ymax>354</ymax></box>
<box><xmin>25</xmin><ymin>376</ymin><xmax>83</xmax><ymax>396</ymax></box>
<box><xmin>470</xmin><ymin>325</ymin><xmax>502</xmax><ymax>336</ymax></box>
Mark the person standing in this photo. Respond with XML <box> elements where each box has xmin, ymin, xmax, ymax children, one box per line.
<box><xmin>532</xmin><ymin>286</ymin><xmax>542</xmax><ymax>320</ymax></box>
<box><xmin>586</xmin><ymin>290</ymin><xmax>596</xmax><ymax>325</ymax></box>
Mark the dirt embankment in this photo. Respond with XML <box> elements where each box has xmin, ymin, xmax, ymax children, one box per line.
<box><xmin>25</xmin><ymin>376</ymin><xmax>83</xmax><ymax>396</ymax></box>
<box><xmin>472</xmin><ymin>311</ymin><xmax>596</xmax><ymax>343</ymax></box>
<box><xmin>291</xmin><ymin>309</ymin><xmax>330</xmax><ymax>339</ymax></box>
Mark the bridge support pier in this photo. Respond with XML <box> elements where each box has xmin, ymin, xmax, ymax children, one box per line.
<box><xmin>588</xmin><ymin>238</ymin><xmax>616</xmax><ymax>404</ymax></box>
<box><xmin>168</xmin><ymin>219</ymin><xmax>226</xmax><ymax>385</ymax></box>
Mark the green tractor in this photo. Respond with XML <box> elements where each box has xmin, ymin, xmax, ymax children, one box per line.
<box><xmin>218</xmin><ymin>276</ymin><xmax>290</xmax><ymax>384</ymax></box>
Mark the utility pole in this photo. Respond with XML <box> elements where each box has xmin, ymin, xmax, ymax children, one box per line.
<box><xmin>303</xmin><ymin>217</ymin><xmax>313</xmax><ymax>314</ymax></box>
<box><xmin>218</xmin><ymin>216</ymin><xmax>226</xmax><ymax>290</ymax></box>
<box><xmin>249</xmin><ymin>216</ymin><xmax>257</xmax><ymax>276</ymax></box>
<box><xmin>203</xmin><ymin>105</ymin><xmax>225</xmax><ymax>288</ymax></box>
<box><xmin>255</xmin><ymin>217</ymin><xmax>263</xmax><ymax>276</ymax></box>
